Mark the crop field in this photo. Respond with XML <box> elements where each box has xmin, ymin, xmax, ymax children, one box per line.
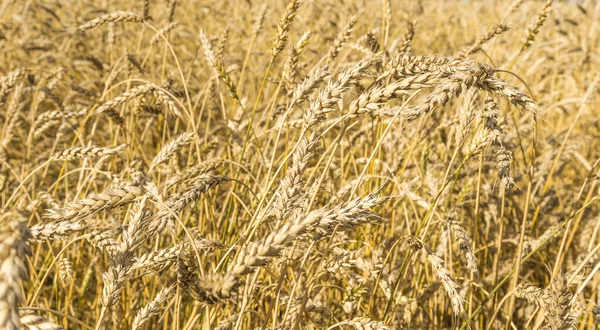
<box><xmin>1</xmin><ymin>0</ymin><xmax>600</xmax><ymax>329</ymax></box>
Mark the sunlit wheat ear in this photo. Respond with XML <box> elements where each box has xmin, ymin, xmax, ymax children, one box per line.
<box><xmin>35</xmin><ymin>109</ymin><xmax>83</xmax><ymax>124</ymax></box>
<box><xmin>131</xmin><ymin>244</ymin><xmax>183</xmax><ymax>272</ymax></box>
<box><xmin>0</xmin><ymin>68</ymin><xmax>26</xmax><ymax>104</ymax></box>
<box><xmin>215</xmin><ymin>27</ymin><xmax>229</xmax><ymax>61</ymax></box>
<box><xmin>147</xmin><ymin>175</ymin><xmax>229</xmax><ymax>235</ymax></box>
<box><xmin>364</xmin><ymin>30</ymin><xmax>380</xmax><ymax>53</ymax></box>
<box><xmin>131</xmin><ymin>285</ymin><xmax>175</xmax><ymax>330</ymax></box>
<box><xmin>266</xmin><ymin>135</ymin><xmax>319</xmax><ymax>224</ymax></box>
<box><xmin>50</xmin><ymin>144</ymin><xmax>126</xmax><ymax>161</ymax></box>
<box><xmin>312</xmin><ymin>194</ymin><xmax>384</xmax><ymax>236</ymax></box>
<box><xmin>0</xmin><ymin>213</ymin><xmax>31</xmax><ymax>330</ymax></box>
<box><xmin>176</xmin><ymin>247</ymin><xmax>200</xmax><ymax>298</ymax></box>
<box><xmin>226</xmin><ymin>194</ymin><xmax>382</xmax><ymax>284</ymax></box>
<box><xmin>142</xmin><ymin>0</ymin><xmax>151</xmax><ymax>20</ymax></box>
<box><xmin>335</xmin><ymin>317</ymin><xmax>389</xmax><ymax>330</ymax></box>
<box><xmin>150</xmin><ymin>22</ymin><xmax>178</xmax><ymax>46</ymax></box>
<box><xmin>58</xmin><ymin>257</ymin><xmax>74</xmax><ymax>282</ymax></box>
<box><xmin>290</xmin><ymin>66</ymin><xmax>329</xmax><ymax>107</ymax></box>
<box><xmin>304</xmin><ymin>57</ymin><xmax>374</xmax><ymax>127</ymax></box>
<box><xmin>101</xmin><ymin>198</ymin><xmax>151</xmax><ymax>308</ymax></box>
<box><xmin>32</xmin><ymin>120</ymin><xmax>59</xmax><ymax>139</ymax></box>
<box><xmin>505</xmin><ymin>0</ymin><xmax>525</xmax><ymax>19</ymax></box>
<box><xmin>347</xmin><ymin>75</ymin><xmax>437</xmax><ymax>119</ymax></box>
<box><xmin>521</xmin><ymin>0</ymin><xmax>553</xmax><ymax>50</ymax></box>
<box><xmin>214</xmin><ymin>313</ymin><xmax>238</xmax><ymax>330</ymax></box>
<box><xmin>514</xmin><ymin>275</ymin><xmax>576</xmax><ymax>329</ymax></box>
<box><xmin>425</xmin><ymin>252</ymin><xmax>465</xmax><ymax>316</ymax></box>
<box><xmin>78</xmin><ymin>11</ymin><xmax>144</xmax><ymax>32</ymax></box>
<box><xmin>44</xmin><ymin>185</ymin><xmax>145</xmax><ymax>222</ymax></box>
<box><xmin>86</xmin><ymin>229</ymin><xmax>119</xmax><ymax>255</ymax></box>
<box><xmin>167</xmin><ymin>0</ymin><xmax>177</xmax><ymax>23</ymax></box>
<box><xmin>496</xmin><ymin>147</ymin><xmax>514</xmax><ymax>190</ymax></box>
<box><xmin>163</xmin><ymin>159</ymin><xmax>224</xmax><ymax>189</ymax></box>
<box><xmin>395</xmin><ymin>21</ymin><xmax>415</xmax><ymax>57</ymax></box>
<box><xmin>251</xmin><ymin>4</ymin><xmax>268</xmax><ymax>38</ymax></box>
<box><xmin>133</xmin><ymin>233</ymin><xmax>223</xmax><ymax>273</ymax></box>
<box><xmin>2</xmin><ymin>83</ymin><xmax>24</xmax><ymax>149</ymax></box>
<box><xmin>283</xmin><ymin>30</ymin><xmax>313</xmax><ymax>96</ymax></box>
<box><xmin>407</xmin><ymin>236</ymin><xmax>465</xmax><ymax>317</ymax></box>
<box><xmin>400</xmin><ymin>67</ymin><xmax>490</xmax><ymax>122</ymax></box>
<box><xmin>94</xmin><ymin>84</ymin><xmax>155</xmax><ymax>115</ymax></box>
<box><xmin>447</xmin><ymin>218</ymin><xmax>479</xmax><ymax>277</ymax></box>
<box><xmin>93</xmin><ymin>83</ymin><xmax>183</xmax><ymax>119</ymax></box>
<box><xmin>148</xmin><ymin>132</ymin><xmax>194</xmax><ymax>173</ymax></box>
<box><xmin>324</xmin><ymin>247</ymin><xmax>364</xmax><ymax>273</ymax></box>
<box><xmin>326</xmin><ymin>15</ymin><xmax>358</xmax><ymax>63</ymax></box>
<box><xmin>381</xmin><ymin>54</ymin><xmax>456</xmax><ymax>81</ymax></box>
<box><xmin>457</xmin><ymin>24</ymin><xmax>509</xmax><ymax>59</ymax></box>
<box><xmin>199</xmin><ymin>30</ymin><xmax>239</xmax><ymax>101</ymax></box>
<box><xmin>226</xmin><ymin>213</ymin><xmax>320</xmax><ymax>277</ymax></box>
<box><xmin>481</xmin><ymin>96</ymin><xmax>504</xmax><ymax>143</ymax></box>
<box><xmin>37</xmin><ymin>191</ymin><xmax>59</xmax><ymax>209</ymax></box>
<box><xmin>101</xmin><ymin>250</ymin><xmax>136</xmax><ymax>307</ymax></box>
<box><xmin>272</xmin><ymin>0</ymin><xmax>302</xmax><ymax>57</ymax></box>
<box><xmin>19</xmin><ymin>312</ymin><xmax>63</xmax><ymax>330</ymax></box>
<box><xmin>29</xmin><ymin>219</ymin><xmax>86</xmax><ymax>241</ymax></box>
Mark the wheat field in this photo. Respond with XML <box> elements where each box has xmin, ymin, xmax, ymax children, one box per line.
<box><xmin>1</xmin><ymin>0</ymin><xmax>599</xmax><ymax>329</ymax></box>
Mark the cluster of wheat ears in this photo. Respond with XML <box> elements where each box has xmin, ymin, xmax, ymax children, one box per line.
<box><xmin>1</xmin><ymin>0</ymin><xmax>599</xmax><ymax>329</ymax></box>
